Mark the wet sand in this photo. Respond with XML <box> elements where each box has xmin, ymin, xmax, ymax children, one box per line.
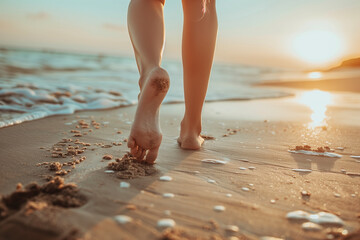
<box><xmin>0</xmin><ymin>96</ymin><xmax>360</xmax><ymax>240</ymax></box>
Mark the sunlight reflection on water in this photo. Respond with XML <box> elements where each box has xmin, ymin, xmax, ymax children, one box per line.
<box><xmin>297</xmin><ymin>90</ymin><xmax>332</xmax><ymax>128</ymax></box>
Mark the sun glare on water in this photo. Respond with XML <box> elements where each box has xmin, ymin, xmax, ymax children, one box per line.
<box><xmin>292</xmin><ymin>30</ymin><xmax>344</xmax><ymax>65</ymax></box>
<box><xmin>298</xmin><ymin>90</ymin><xmax>332</xmax><ymax>128</ymax></box>
<box><xmin>307</xmin><ymin>71</ymin><xmax>322</xmax><ymax>79</ymax></box>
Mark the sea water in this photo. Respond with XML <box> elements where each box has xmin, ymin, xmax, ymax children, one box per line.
<box><xmin>0</xmin><ymin>48</ymin><xmax>290</xmax><ymax>128</ymax></box>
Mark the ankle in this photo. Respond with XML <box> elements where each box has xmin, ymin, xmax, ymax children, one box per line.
<box><xmin>139</xmin><ymin>66</ymin><xmax>160</xmax><ymax>89</ymax></box>
<box><xmin>181</xmin><ymin>117</ymin><xmax>202</xmax><ymax>135</ymax></box>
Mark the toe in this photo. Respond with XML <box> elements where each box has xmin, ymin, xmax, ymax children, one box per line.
<box><xmin>138</xmin><ymin>149</ymin><xmax>146</xmax><ymax>160</ymax></box>
<box><xmin>130</xmin><ymin>145</ymin><xmax>139</xmax><ymax>156</ymax></box>
<box><xmin>145</xmin><ymin>146</ymin><xmax>159</xmax><ymax>164</ymax></box>
<box><xmin>135</xmin><ymin>147</ymin><xmax>143</xmax><ymax>158</ymax></box>
<box><xmin>128</xmin><ymin>136</ymin><xmax>136</xmax><ymax>148</ymax></box>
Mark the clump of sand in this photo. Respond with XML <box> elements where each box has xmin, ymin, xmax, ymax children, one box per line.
<box><xmin>107</xmin><ymin>153</ymin><xmax>157</xmax><ymax>179</ymax></box>
<box><xmin>0</xmin><ymin>176</ymin><xmax>87</xmax><ymax>222</ymax></box>
<box><xmin>292</xmin><ymin>145</ymin><xmax>332</xmax><ymax>153</ymax></box>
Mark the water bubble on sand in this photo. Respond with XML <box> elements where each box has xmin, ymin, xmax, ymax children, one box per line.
<box><xmin>207</xmin><ymin>179</ymin><xmax>216</xmax><ymax>183</ymax></box>
<box><xmin>163</xmin><ymin>193</ymin><xmax>175</xmax><ymax>198</ymax></box>
<box><xmin>270</xmin><ymin>199</ymin><xmax>276</xmax><ymax>204</ymax></box>
<box><xmin>286</xmin><ymin>210</ymin><xmax>309</xmax><ymax>220</ymax></box>
<box><xmin>225</xmin><ymin>225</ymin><xmax>239</xmax><ymax>232</ymax></box>
<box><xmin>287</xmin><ymin>211</ymin><xmax>344</xmax><ymax>226</ymax></box>
<box><xmin>242</xmin><ymin>187</ymin><xmax>250</xmax><ymax>192</ymax></box>
<box><xmin>292</xmin><ymin>169</ymin><xmax>312</xmax><ymax>173</ymax></box>
<box><xmin>114</xmin><ymin>215</ymin><xmax>132</xmax><ymax>224</ymax></box>
<box><xmin>201</xmin><ymin>159</ymin><xmax>227</xmax><ymax>164</ymax></box>
<box><xmin>248</xmin><ymin>166</ymin><xmax>256</xmax><ymax>170</ymax></box>
<box><xmin>157</xmin><ymin>218</ymin><xmax>176</xmax><ymax>228</ymax></box>
<box><xmin>239</xmin><ymin>167</ymin><xmax>247</xmax><ymax>170</ymax></box>
<box><xmin>159</xmin><ymin>176</ymin><xmax>172</xmax><ymax>181</ymax></box>
<box><xmin>120</xmin><ymin>182</ymin><xmax>130</xmax><ymax>188</ymax></box>
<box><xmin>302</xmin><ymin>222</ymin><xmax>323</xmax><ymax>231</ymax></box>
<box><xmin>350</xmin><ymin>156</ymin><xmax>360</xmax><ymax>159</ymax></box>
<box><xmin>226</xmin><ymin>193</ymin><xmax>232</xmax><ymax>198</ymax></box>
<box><xmin>223</xmin><ymin>157</ymin><xmax>231</xmax><ymax>162</ymax></box>
<box><xmin>308</xmin><ymin>212</ymin><xmax>344</xmax><ymax>225</ymax></box>
<box><xmin>213</xmin><ymin>205</ymin><xmax>226</xmax><ymax>212</ymax></box>
<box><xmin>289</xmin><ymin>150</ymin><xmax>342</xmax><ymax>158</ymax></box>
<box><xmin>164</xmin><ymin>210</ymin><xmax>171</xmax><ymax>216</ymax></box>
<box><xmin>105</xmin><ymin>170</ymin><xmax>115</xmax><ymax>173</ymax></box>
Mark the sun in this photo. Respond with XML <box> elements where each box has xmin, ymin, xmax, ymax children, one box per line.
<box><xmin>292</xmin><ymin>30</ymin><xmax>344</xmax><ymax>65</ymax></box>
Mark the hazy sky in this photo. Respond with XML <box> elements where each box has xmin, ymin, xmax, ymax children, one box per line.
<box><xmin>1</xmin><ymin>0</ymin><xmax>360</xmax><ymax>69</ymax></box>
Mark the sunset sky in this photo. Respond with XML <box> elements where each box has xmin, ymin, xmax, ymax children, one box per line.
<box><xmin>0</xmin><ymin>0</ymin><xmax>359</xmax><ymax>69</ymax></box>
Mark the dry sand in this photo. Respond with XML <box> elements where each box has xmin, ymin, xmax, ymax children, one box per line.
<box><xmin>0</xmin><ymin>96</ymin><xmax>359</xmax><ymax>240</ymax></box>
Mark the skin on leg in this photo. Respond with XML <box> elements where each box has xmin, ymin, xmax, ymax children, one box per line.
<box><xmin>127</xmin><ymin>0</ymin><xmax>170</xmax><ymax>163</ymax></box>
<box><xmin>178</xmin><ymin>0</ymin><xmax>218</xmax><ymax>149</ymax></box>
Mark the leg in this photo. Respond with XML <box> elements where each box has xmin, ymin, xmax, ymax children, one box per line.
<box><xmin>127</xmin><ymin>0</ymin><xmax>170</xmax><ymax>163</ymax></box>
<box><xmin>178</xmin><ymin>0</ymin><xmax>218</xmax><ymax>149</ymax></box>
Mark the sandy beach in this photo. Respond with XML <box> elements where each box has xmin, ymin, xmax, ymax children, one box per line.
<box><xmin>1</xmin><ymin>94</ymin><xmax>359</xmax><ymax>240</ymax></box>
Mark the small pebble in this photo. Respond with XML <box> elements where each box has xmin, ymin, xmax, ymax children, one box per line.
<box><xmin>207</xmin><ymin>179</ymin><xmax>216</xmax><ymax>183</ymax></box>
<box><xmin>292</xmin><ymin>168</ymin><xmax>312</xmax><ymax>173</ymax></box>
<box><xmin>157</xmin><ymin>219</ymin><xmax>176</xmax><ymax>228</ymax></box>
<box><xmin>241</xmin><ymin>187</ymin><xmax>250</xmax><ymax>192</ymax></box>
<box><xmin>248</xmin><ymin>166</ymin><xmax>256</xmax><ymax>170</ymax></box>
<box><xmin>226</xmin><ymin>193</ymin><xmax>232</xmax><ymax>198</ymax></box>
<box><xmin>164</xmin><ymin>210</ymin><xmax>171</xmax><ymax>216</ymax></box>
<box><xmin>334</xmin><ymin>193</ymin><xmax>341</xmax><ymax>198</ymax></box>
<box><xmin>120</xmin><ymin>182</ymin><xmax>130</xmax><ymax>188</ymax></box>
<box><xmin>248</xmin><ymin>183</ymin><xmax>254</xmax><ymax>187</ymax></box>
<box><xmin>270</xmin><ymin>199</ymin><xmax>276</xmax><ymax>204</ymax></box>
<box><xmin>239</xmin><ymin>159</ymin><xmax>249</xmax><ymax>162</ymax></box>
<box><xmin>351</xmin><ymin>194</ymin><xmax>356</xmax><ymax>197</ymax></box>
<box><xmin>163</xmin><ymin>193</ymin><xmax>175</xmax><ymax>198</ymax></box>
<box><xmin>302</xmin><ymin>222</ymin><xmax>323</xmax><ymax>231</ymax></box>
<box><xmin>102</xmin><ymin>154</ymin><xmax>113</xmax><ymax>160</ymax></box>
<box><xmin>301</xmin><ymin>191</ymin><xmax>311</xmax><ymax>197</ymax></box>
<box><xmin>201</xmin><ymin>159</ymin><xmax>227</xmax><ymax>164</ymax></box>
<box><xmin>239</xmin><ymin>167</ymin><xmax>246</xmax><ymax>170</ymax></box>
<box><xmin>341</xmin><ymin>169</ymin><xmax>346</xmax><ymax>173</ymax></box>
<box><xmin>213</xmin><ymin>205</ymin><xmax>226</xmax><ymax>212</ymax></box>
<box><xmin>159</xmin><ymin>176</ymin><xmax>172</xmax><ymax>181</ymax></box>
<box><xmin>114</xmin><ymin>215</ymin><xmax>132</xmax><ymax>224</ymax></box>
<box><xmin>225</xmin><ymin>225</ymin><xmax>239</xmax><ymax>232</ymax></box>
<box><xmin>105</xmin><ymin>170</ymin><xmax>115</xmax><ymax>173</ymax></box>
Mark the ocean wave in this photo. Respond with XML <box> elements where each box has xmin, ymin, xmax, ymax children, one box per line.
<box><xmin>0</xmin><ymin>48</ymin><xmax>292</xmax><ymax>128</ymax></box>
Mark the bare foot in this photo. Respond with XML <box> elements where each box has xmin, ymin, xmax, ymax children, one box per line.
<box><xmin>128</xmin><ymin>67</ymin><xmax>170</xmax><ymax>163</ymax></box>
<box><xmin>177</xmin><ymin>120</ymin><xmax>204</xmax><ymax>150</ymax></box>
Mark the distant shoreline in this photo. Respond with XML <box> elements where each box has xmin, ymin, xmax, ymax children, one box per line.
<box><xmin>257</xmin><ymin>78</ymin><xmax>360</xmax><ymax>93</ymax></box>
